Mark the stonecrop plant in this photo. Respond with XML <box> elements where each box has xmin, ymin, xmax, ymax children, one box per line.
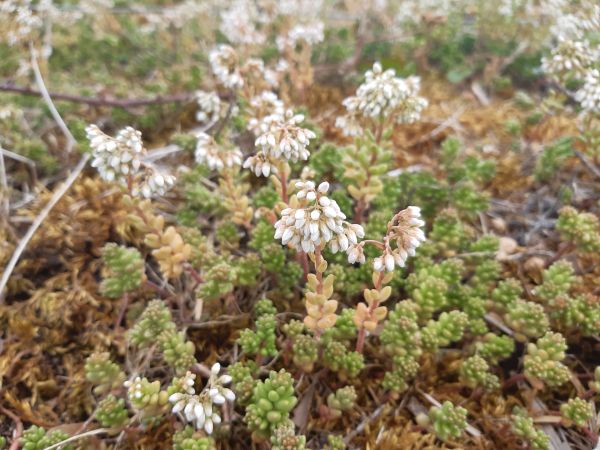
<box><xmin>2</xmin><ymin>1</ymin><xmax>600</xmax><ymax>450</ymax></box>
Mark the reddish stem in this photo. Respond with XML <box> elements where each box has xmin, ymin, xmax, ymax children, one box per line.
<box><xmin>279</xmin><ymin>170</ymin><xmax>288</xmax><ymax>204</ymax></box>
<box><xmin>502</xmin><ymin>373</ymin><xmax>527</xmax><ymax>390</ymax></box>
<box><xmin>299</xmin><ymin>251</ymin><xmax>309</xmax><ymax>281</ymax></box>
<box><xmin>0</xmin><ymin>405</ymin><xmax>23</xmax><ymax>450</ymax></box>
<box><xmin>115</xmin><ymin>293</ymin><xmax>130</xmax><ymax>328</ymax></box>
<box><xmin>315</xmin><ymin>246</ymin><xmax>323</xmax><ymax>294</ymax></box>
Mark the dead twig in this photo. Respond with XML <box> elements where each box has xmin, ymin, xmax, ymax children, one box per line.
<box><xmin>29</xmin><ymin>44</ymin><xmax>76</xmax><ymax>152</ymax></box>
<box><xmin>0</xmin><ymin>83</ymin><xmax>194</xmax><ymax>109</ymax></box>
<box><xmin>344</xmin><ymin>402</ymin><xmax>388</xmax><ymax>445</ymax></box>
<box><xmin>0</xmin><ymin>144</ymin><xmax>8</xmax><ymax>216</ymax></box>
<box><xmin>574</xmin><ymin>150</ymin><xmax>600</xmax><ymax>181</ymax></box>
<box><xmin>407</xmin><ymin>107</ymin><xmax>466</xmax><ymax>147</ymax></box>
<box><xmin>43</xmin><ymin>428</ymin><xmax>110</xmax><ymax>450</ymax></box>
<box><xmin>0</xmin><ymin>153</ymin><xmax>89</xmax><ymax>302</ymax></box>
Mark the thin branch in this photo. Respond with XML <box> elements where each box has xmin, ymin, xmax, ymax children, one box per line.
<box><xmin>406</xmin><ymin>107</ymin><xmax>465</xmax><ymax>148</ymax></box>
<box><xmin>29</xmin><ymin>44</ymin><xmax>76</xmax><ymax>152</ymax></box>
<box><xmin>418</xmin><ymin>391</ymin><xmax>482</xmax><ymax>437</ymax></box>
<box><xmin>0</xmin><ymin>147</ymin><xmax>36</xmax><ymax>166</ymax></box>
<box><xmin>344</xmin><ymin>403</ymin><xmax>388</xmax><ymax>444</ymax></box>
<box><xmin>574</xmin><ymin>150</ymin><xmax>600</xmax><ymax>181</ymax></box>
<box><xmin>0</xmin><ymin>83</ymin><xmax>194</xmax><ymax>109</ymax></box>
<box><xmin>0</xmin><ymin>145</ymin><xmax>8</xmax><ymax>216</ymax></box>
<box><xmin>0</xmin><ymin>154</ymin><xmax>89</xmax><ymax>302</ymax></box>
<box><xmin>41</xmin><ymin>427</ymin><xmax>109</xmax><ymax>450</ymax></box>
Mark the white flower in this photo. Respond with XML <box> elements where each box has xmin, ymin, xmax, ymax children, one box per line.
<box><xmin>255</xmin><ymin>110</ymin><xmax>316</xmax><ymax>162</ymax></box>
<box><xmin>195</xmin><ymin>132</ymin><xmax>243</xmax><ymax>171</ymax></box>
<box><xmin>219</xmin><ymin>0</ymin><xmax>266</xmax><ymax>46</ymax></box>
<box><xmin>274</xmin><ymin>180</ymin><xmax>364</xmax><ymax>255</ymax></box>
<box><xmin>245</xmin><ymin>109</ymin><xmax>316</xmax><ymax>178</ymax></box>
<box><xmin>336</xmin><ymin>62</ymin><xmax>428</xmax><ymax>135</ymax></box>
<box><xmin>1</xmin><ymin>0</ymin><xmax>43</xmax><ymax>46</ymax></box>
<box><xmin>277</xmin><ymin>0</ymin><xmax>323</xmax><ymax>18</ymax></box>
<box><xmin>276</xmin><ymin>21</ymin><xmax>324</xmax><ymax>51</ymax></box>
<box><xmin>86</xmin><ymin>124</ymin><xmax>176</xmax><ymax>198</ymax></box>
<box><xmin>247</xmin><ymin>91</ymin><xmax>285</xmax><ymax>136</ymax></box>
<box><xmin>347</xmin><ymin>244</ymin><xmax>366</xmax><ymax>264</ymax></box>
<box><xmin>168</xmin><ymin>366</ymin><xmax>235</xmax><ymax>435</ymax></box>
<box><xmin>541</xmin><ymin>39</ymin><xmax>596</xmax><ymax>82</ymax></box>
<box><xmin>551</xmin><ymin>4</ymin><xmax>600</xmax><ymax>40</ymax></box>
<box><xmin>240</xmin><ymin>58</ymin><xmax>279</xmax><ymax>91</ymax></box>
<box><xmin>575</xmin><ymin>69</ymin><xmax>600</xmax><ymax>114</ymax></box>
<box><xmin>209</xmin><ymin>45</ymin><xmax>243</xmax><ymax>89</ymax></box>
<box><xmin>195</xmin><ymin>90</ymin><xmax>222</xmax><ymax>124</ymax></box>
<box><xmin>124</xmin><ymin>376</ymin><xmax>144</xmax><ymax>400</ymax></box>
<box><xmin>335</xmin><ymin>113</ymin><xmax>364</xmax><ymax>137</ymax></box>
<box><xmin>373</xmin><ymin>206</ymin><xmax>426</xmax><ymax>272</ymax></box>
<box><xmin>242</xmin><ymin>151</ymin><xmax>278</xmax><ymax>177</ymax></box>
<box><xmin>133</xmin><ymin>169</ymin><xmax>176</xmax><ymax>199</ymax></box>
<box><xmin>87</xmin><ymin>124</ymin><xmax>144</xmax><ymax>183</ymax></box>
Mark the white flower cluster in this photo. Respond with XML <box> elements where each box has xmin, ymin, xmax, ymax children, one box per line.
<box><xmin>243</xmin><ymin>151</ymin><xmax>277</xmax><ymax>177</ymax></box>
<box><xmin>277</xmin><ymin>0</ymin><xmax>324</xmax><ymax>18</ymax></box>
<box><xmin>550</xmin><ymin>3</ymin><xmax>600</xmax><ymax>40</ymax></box>
<box><xmin>135</xmin><ymin>169</ymin><xmax>176</xmax><ymax>199</ymax></box>
<box><xmin>195</xmin><ymin>90</ymin><xmax>223</xmax><ymax>124</ymax></box>
<box><xmin>255</xmin><ymin>110</ymin><xmax>316</xmax><ymax>161</ymax></box>
<box><xmin>575</xmin><ymin>69</ymin><xmax>600</xmax><ymax>115</ymax></box>
<box><xmin>541</xmin><ymin>39</ymin><xmax>596</xmax><ymax>82</ymax></box>
<box><xmin>277</xmin><ymin>21</ymin><xmax>325</xmax><ymax>51</ymax></box>
<box><xmin>274</xmin><ymin>181</ymin><xmax>365</xmax><ymax>254</ymax></box>
<box><xmin>220</xmin><ymin>0</ymin><xmax>267</xmax><ymax>47</ymax></box>
<box><xmin>1</xmin><ymin>0</ymin><xmax>43</xmax><ymax>46</ymax></box>
<box><xmin>244</xmin><ymin>110</ymin><xmax>316</xmax><ymax>177</ymax></box>
<box><xmin>209</xmin><ymin>44</ymin><xmax>243</xmax><ymax>90</ymax></box>
<box><xmin>124</xmin><ymin>376</ymin><xmax>146</xmax><ymax>400</ymax></box>
<box><xmin>373</xmin><ymin>206</ymin><xmax>426</xmax><ymax>272</ymax></box>
<box><xmin>247</xmin><ymin>91</ymin><xmax>285</xmax><ymax>136</ymax></box>
<box><xmin>195</xmin><ymin>132</ymin><xmax>242</xmax><ymax>171</ymax></box>
<box><xmin>140</xmin><ymin>1</ymin><xmax>207</xmax><ymax>33</ymax></box>
<box><xmin>336</xmin><ymin>62</ymin><xmax>428</xmax><ymax>136</ymax></box>
<box><xmin>334</xmin><ymin>113</ymin><xmax>363</xmax><ymax>138</ymax></box>
<box><xmin>86</xmin><ymin>124</ymin><xmax>175</xmax><ymax>198</ymax></box>
<box><xmin>169</xmin><ymin>363</ymin><xmax>235</xmax><ymax>435</ymax></box>
<box><xmin>87</xmin><ymin>124</ymin><xmax>144</xmax><ymax>180</ymax></box>
<box><xmin>240</xmin><ymin>58</ymin><xmax>279</xmax><ymax>91</ymax></box>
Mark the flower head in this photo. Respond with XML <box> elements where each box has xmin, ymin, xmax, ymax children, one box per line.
<box><xmin>274</xmin><ymin>181</ymin><xmax>364</xmax><ymax>254</ymax></box>
<box><xmin>372</xmin><ymin>206</ymin><xmax>426</xmax><ymax>272</ymax></box>
<box><xmin>86</xmin><ymin>124</ymin><xmax>175</xmax><ymax>198</ymax></box>
<box><xmin>247</xmin><ymin>91</ymin><xmax>285</xmax><ymax>136</ymax></box>
<box><xmin>244</xmin><ymin>109</ymin><xmax>316</xmax><ymax>178</ymax></box>
<box><xmin>209</xmin><ymin>44</ymin><xmax>243</xmax><ymax>89</ymax></box>
<box><xmin>336</xmin><ymin>62</ymin><xmax>428</xmax><ymax>136</ymax></box>
<box><xmin>276</xmin><ymin>21</ymin><xmax>324</xmax><ymax>51</ymax></box>
<box><xmin>254</xmin><ymin>109</ymin><xmax>316</xmax><ymax>162</ymax></box>
<box><xmin>219</xmin><ymin>0</ymin><xmax>266</xmax><ymax>47</ymax></box>
<box><xmin>168</xmin><ymin>364</ymin><xmax>235</xmax><ymax>435</ymax></box>
<box><xmin>575</xmin><ymin>69</ymin><xmax>600</xmax><ymax>114</ymax></box>
<box><xmin>195</xmin><ymin>90</ymin><xmax>223</xmax><ymax>124</ymax></box>
<box><xmin>541</xmin><ymin>38</ymin><xmax>596</xmax><ymax>82</ymax></box>
<box><xmin>242</xmin><ymin>151</ymin><xmax>278</xmax><ymax>177</ymax></box>
<box><xmin>195</xmin><ymin>132</ymin><xmax>242</xmax><ymax>171</ymax></box>
<box><xmin>240</xmin><ymin>58</ymin><xmax>279</xmax><ymax>93</ymax></box>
